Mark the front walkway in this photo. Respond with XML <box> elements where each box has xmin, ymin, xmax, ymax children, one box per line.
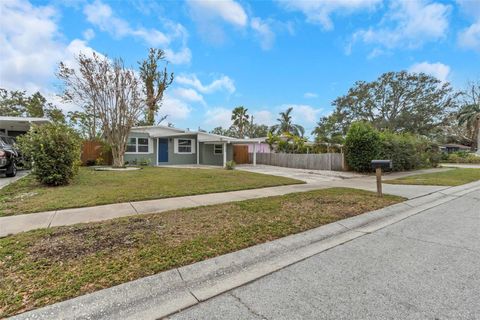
<box><xmin>0</xmin><ymin>166</ymin><xmax>452</xmax><ymax>237</ymax></box>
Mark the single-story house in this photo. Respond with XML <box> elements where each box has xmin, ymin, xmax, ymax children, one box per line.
<box><xmin>440</xmin><ymin>143</ymin><xmax>472</xmax><ymax>153</ymax></box>
<box><xmin>125</xmin><ymin>125</ymin><xmax>264</xmax><ymax>167</ymax></box>
<box><xmin>0</xmin><ymin>116</ymin><xmax>50</xmax><ymax>137</ymax></box>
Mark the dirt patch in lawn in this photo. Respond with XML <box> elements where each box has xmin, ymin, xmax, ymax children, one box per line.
<box><xmin>0</xmin><ymin>188</ymin><xmax>403</xmax><ymax>318</ymax></box>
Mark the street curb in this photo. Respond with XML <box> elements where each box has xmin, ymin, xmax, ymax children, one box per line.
<box><xmin>9</xmin><ymin>180</ymin><xmax>480</xmax><ymax>320</ymax></box>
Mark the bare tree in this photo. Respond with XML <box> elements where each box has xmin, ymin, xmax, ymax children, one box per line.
<box><xmin>58</xmin><ymin>53</ymin><xmax>143</xmax><ymax>167</ymax></box>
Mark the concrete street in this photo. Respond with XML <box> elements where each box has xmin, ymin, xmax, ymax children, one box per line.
<box><xmin>170</xmin><ymin>187</ymin><xmax>480</xmax><ymax>320</ymax></box>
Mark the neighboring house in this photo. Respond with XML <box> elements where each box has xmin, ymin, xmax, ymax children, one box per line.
<box><xmin>0</xmin><ymin>116</ymin><xmax>50</xmax><ymax>137</ymax></box>
<box><xmin>440</xmin><ymin>143</ymin><xmax>472</xmax><ymax>153</ymax></box>
<box><xmin>125</xmin><ymin>125</ymin><xmax>264</xmax><ymax>167</ymax></box>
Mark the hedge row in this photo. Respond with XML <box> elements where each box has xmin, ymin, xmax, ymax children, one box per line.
<box><xmin>345</xmin><ymin>122</ymin><xmax>441</xmax><ymax>172</ymax></box>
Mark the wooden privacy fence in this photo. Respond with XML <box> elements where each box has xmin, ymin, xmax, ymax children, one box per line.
<box><xmin>249</xmin><ymin>152</ymin><xmax>345</xmax><ymax>171</ymax></box>
<box><xmin>81</xmin><ymin>140</ymin><xmax>112</xmax><ymax>165</ymax></box>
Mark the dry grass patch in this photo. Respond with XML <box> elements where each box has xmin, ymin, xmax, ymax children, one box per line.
<box><xmin>0</xmin><ymin>188</ymin><xmax>403</xmax><ymax>317</ymax></box>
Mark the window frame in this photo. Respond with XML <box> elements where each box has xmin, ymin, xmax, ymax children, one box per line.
<box><xmin>125</xmin><ymin>137</ymin><xmax>150</xmax><ymax>154</ymax></box>
<box><xmin>174</xmin><ymin>138</ymin><xmax>195</xmax><ymax>154</ymax></box>
<box><xmin>213</xmin><ymin>144</ymin><xmax>223</xmax><ymax>155</ymax></box>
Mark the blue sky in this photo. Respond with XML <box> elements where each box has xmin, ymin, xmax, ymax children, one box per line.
<box><xmin>1</xmin><ymin>0</ymin><xmax>480</xmax><ymax>137</ymax></box>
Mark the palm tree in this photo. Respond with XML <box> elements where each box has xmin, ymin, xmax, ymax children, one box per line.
<box><xmin>231</xmin><ymin>106</ymin><xmax>249</xmax><ymax>138</ymax></box>
<box><xmin>458</xmin><ymin>104</ymin><xmax>480</xmax><ymax>152</ymax></box>
<box><xmin>457</xmin><ymin>83</ymin><xmax>480</xmax><ymax>153</ymax></box>
<box><xmin>271</xmin><ymin>107</ymin><xmax>305</xmax><ymax>137</ymax></box>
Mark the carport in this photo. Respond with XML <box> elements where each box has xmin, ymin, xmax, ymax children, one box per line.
<box><xmin>0</xmin><ymin>116</ymin><xmax>50</xmax><ymax>137</ymax></box>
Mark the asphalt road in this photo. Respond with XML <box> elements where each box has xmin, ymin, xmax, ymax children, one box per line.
<box><xmin>169</xmin><ymin>188</ymin><xmax>480</xmax><ymax>320</ymax></box>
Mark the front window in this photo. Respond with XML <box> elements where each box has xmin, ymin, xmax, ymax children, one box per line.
<box><xmin>126</xmin><ymin>137</ymin><xmax>150</xmax><ymax>153</ymax></box>
<box><xmin>126</xmin><ymin>138</ymin><xmax>137</xmax><ymax>153</ymax></box>
<box><xmin>174</xmin><ymin>138</ymin><xmax>195</xmax><ymax>154</ymax></box>
<box><xmin>138</xmin><ymin>138</ymin><xmax>149</xmax><ymax>153</ymax></box>
<box><xmin>214</xmin><ymin>144</ymin><xmax>223</xmax><ymax>155</ymax></box>
<box><xmin>178</xmin><ymin>139</ymin><xmax>192</xmax><ymax>153</ymax></box>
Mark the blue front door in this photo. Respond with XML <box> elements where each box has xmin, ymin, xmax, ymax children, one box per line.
<box><xmin>158</xmin><ymin>138</ymin><xmax>168</xmax><ymax>163</ymax></box>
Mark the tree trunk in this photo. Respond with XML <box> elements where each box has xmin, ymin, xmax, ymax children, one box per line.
<box><xmin>111</xmin><ymin>146</ymin><xmax>125</xmax><ymax>168</ymax></box>
<box><xmin>476</xmin><ymin>126</ymin><xmax>480</xmax><ymax>154</ymax></box>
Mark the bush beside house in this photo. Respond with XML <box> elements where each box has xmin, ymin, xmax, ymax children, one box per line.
<box><xmin>18</xmin><ymin>123</ymin><xmax>81</xmax><ymax>186</ymax></box>
<box><xmin>345</xmin><ymin>122</ymin><xmax>441</xmax><ymax>172</ymax></box>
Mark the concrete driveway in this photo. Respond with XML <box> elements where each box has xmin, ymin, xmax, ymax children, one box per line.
<box><xmin>237</xmin><ymin>165</ymin><xmax>363</xmax><ymax>184</ymax></box>
<box><xmin>0</xmin><ymin>170</ymin><xmax>29</xmax><ymax>190</ymax></box>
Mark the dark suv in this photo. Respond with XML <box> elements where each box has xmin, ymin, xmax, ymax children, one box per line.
<box><xmin>0</xmin><ymin>134</ymin><xmax>19</xmax><ymax>177</ymax></box>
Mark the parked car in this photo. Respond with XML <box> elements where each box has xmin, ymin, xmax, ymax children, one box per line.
<box><xmin>0</xmin><ymin>134</ymin><xmax>20</xmax><ymax>177</ymax></box>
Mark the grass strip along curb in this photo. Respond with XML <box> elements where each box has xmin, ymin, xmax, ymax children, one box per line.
<box><xmin>385</xmin><ymin>168</ymin><xmax>480</xmax><ymax>186</ymax></box>
<box><xmin>0</xmin><ymin>188</ymin><xmax>402</xmax><ymax>318</ymax></box>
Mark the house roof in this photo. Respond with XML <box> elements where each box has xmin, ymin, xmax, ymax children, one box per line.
<box><xmin>131</xmin><ymin>125</ymin><xmax>264</xmax><ymax>143</ymax></box>
<box><xmin>0</xmin><ymin>116</ymin><xmax>51</xmax><ymax>132</ymax></box>
<box><xmin>441</xmin><ymin>143</ymin><xmax>471</xmax><ymax>149</ymax></box>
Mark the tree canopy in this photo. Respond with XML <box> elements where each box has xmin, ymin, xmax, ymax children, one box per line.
<box><xmin>313</xmin><ymin>71</ymin><xmax>458</xmax><ymax>141</ymax></box>
<box><xmin>0</xmin><ymin>88</ymin><xmax>66</xmax><ymax>122</ymax></box>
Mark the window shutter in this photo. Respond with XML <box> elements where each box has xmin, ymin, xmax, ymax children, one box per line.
<box><xmin>174</xmin><ymin>138</ymin><xmax>178</xmax><ymax>154</ymax></box>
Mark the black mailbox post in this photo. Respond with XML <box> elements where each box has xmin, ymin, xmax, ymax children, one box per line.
<box><xmin>371</xmin><ymin>160</ymin><xmax>393</xmax><ymax>197</ymax></box>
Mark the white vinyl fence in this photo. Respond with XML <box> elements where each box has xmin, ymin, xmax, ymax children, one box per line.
<box><xmin>249</xmin><ymin>153</ymin><xmax>345</xmax><ymax>171</ymax></box>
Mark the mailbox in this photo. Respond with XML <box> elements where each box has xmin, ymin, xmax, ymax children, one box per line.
<box><xmin>371</xmin><ymin>160</ymin><xmax>393</xmax><ymax>170</ymax></box>
<box><xmin>371</xmin><ymin>160</ymin><xmax>392</xmax><ymax>197</ymax></box>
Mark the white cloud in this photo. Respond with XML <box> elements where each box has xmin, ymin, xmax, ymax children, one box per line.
<box><xmin>186</xmin><ymin>0</ymin><xmax>248</xmax><ymax>28</ymax></box>
<box><xmin>457</xmin><ymin>0</ymin><xmax>480</xmax><ymax>51</ymax></box>
<box><xmin>277</xmin><ymin>0</ymin><xmax>381</xmax><ymax>30</ymax></box>
<box><xmin>458</xmin><ymin>22</ymin><xmax>480</xmax><ymax>51</ymax></box>
<box><xmin>0</xmin><ymin>0</ymin><xmax>99</xmax><ymax>101</ymax></box>
<box><xmin>251</xmin><ymin>17</ymin><xmax>275</xmax><ymax>50</ymax></box>
<box><xmin>304</xmin><ymin>92</ymin><xmax>318</xmax><ymax>99</ymax></box>
<box><xmin>176</xmin><ymin>74</ymin><xmax>235</xmax><ymax>94</ymax></box>
<box><xmin>172</xmin><ymin>88</ymin><xmax>206</xmax><ymax>105</ymax></box>
<box><xmin>252</xmin><ymin>110</ymin><xmax>275</xmax><ymax>126</ymax></box>
<box><xmin>83</xmin><ymin>28</ymin><xmax>95</xmax><ymax>41</ymax></box>
<box><xmin>204</xmin><ymin>107</ymin><xmax>233</xmax><ymax>128</ymax></box>
<box><xmin>351</xmin><ymin>0</ymin><xmax>451</xmax><ymax>52</ymax></box>
<box><xmin>409</xmin><ymin>61</ymin><xmax>451</xmax><ymax>82</ymax></box>
<box><xmin>83</xmin><ymin>0</ymin><xmax>191</xmax><ymax>64</ymax></box>
<box><xmin>283</xmin><ymin>104</ymin><xmax>322</xmax><ymax>124</ymax></box>
<box><xmin>161</xmin><ymin>94</ymin><xmax>192</xmax><ymax>121</ymax></box>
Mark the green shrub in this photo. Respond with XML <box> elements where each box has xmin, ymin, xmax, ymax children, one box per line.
<box><xmin>139</xmin><ymin>158</ymin><xmax>151</xmax><ymax>166</ymax></box>
<box><xmin>379</xmin><ymin>132</ymin><xmax>417</xmax><ymax>171</ymax></box>
<box><xmin>18</xmin><ymin>123</ymin><xmax>81</xmax><ymax>186</ymax></box>
<box><xmin>225</xmin><ymin>160</ymin><xmax>236</xmax><ymax>170</ymax></box>
<box><xmin>446</xmin><ymin>152</ymin><xmax>480</xmax><ymax>164</ymax></box>
<box><xmin>345</xmin><ymin>122</ymin><xmax>381</xmax><ymax>172</ymax></box>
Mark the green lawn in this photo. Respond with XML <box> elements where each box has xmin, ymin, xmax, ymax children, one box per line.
<box><xmin>0</xmin><ymin>188</ymin><xmax>403</xmax><ymax>318</ymax></box>
<box><xmin>0</xmin><ymin>167</ymin><xmax>302</xmax><ymax>216</ymax></box>
<box><xmin>385</xmin><ymin>168</ymin><xmax>480</xmax><ymax>186</ymax></box>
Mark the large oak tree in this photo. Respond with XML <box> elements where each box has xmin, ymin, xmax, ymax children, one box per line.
<box><xmin>314</xmin><ymin>71</ymin><xmax>458</xmax><ymax>140</ymax></box>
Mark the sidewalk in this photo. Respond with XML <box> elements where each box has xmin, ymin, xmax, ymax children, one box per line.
<box><xmin>10</xmin><ymin>179</ymin><xmax>480</xmax><ymax>320</ymax></box>
<box><xmin>0</xmin><ymin>168</ymin><xmax>450</xmax><ymax>237</ymax></box>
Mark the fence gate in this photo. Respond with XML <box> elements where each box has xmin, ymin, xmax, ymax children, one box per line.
<box><xmin>233</xmin><ymin>145</ymin><xmax>250</xmax><ymax>164</ymax></box>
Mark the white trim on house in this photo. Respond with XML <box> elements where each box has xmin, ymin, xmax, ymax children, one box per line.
<box><xmin>174</xmin><ymin>138</ymin><xmax>196</xmax><ymax>154</ymax></box>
